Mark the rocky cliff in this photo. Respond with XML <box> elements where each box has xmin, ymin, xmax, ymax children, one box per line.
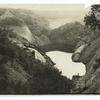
<box><xmin>72</xmin><ymin>30</ymin><xmax>100</xmax><ymax>93</ymax></box>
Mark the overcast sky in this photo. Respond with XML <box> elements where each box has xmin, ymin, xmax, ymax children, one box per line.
<box><xmin>0</xmin><ymin>4</ymin><xmax>89</xmax><ymax>28</ymax></box>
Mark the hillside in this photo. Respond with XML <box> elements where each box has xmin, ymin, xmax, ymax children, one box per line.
<box><xmin>0</xmin><ymin>26</ymin><xmax>73</xmax><ymax>94</ymax></box>
<box><xmin>0</xmin><ymin>8</ymin><xmax>51</xmax><ymax>47</ymax></box>
<box><xmin>0</xmin><ymin>8</ymin><xmax>73</xmax><ymax>94</ymax></box>
<box><xmin>46</xmin><ymin>22</ymin><xmax>87</xmax><ymax>52</ymax></box>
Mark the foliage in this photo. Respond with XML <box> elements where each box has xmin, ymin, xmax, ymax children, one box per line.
<box><xmin>29</xmin><ymin>60</ymin><xmax>73</xmax><ymax>94</ymax></box>
<box><xmin>9</xmin><ymin>9</ymin><xmax>50</xmax><ymax>36</ymax></box>
<box><xmin>0</xmin><ymin>8</ymin><xmax>51</xmax><ymax>46</ymax></box>
<box><xmin>0</xmin><ymin>26</ymin><xmax>73</xmax><ymax>94</ymax></box>
<box><xmin>84</xmin><ymin>5</ymin><xmax>100</xmax><ymax>30</ymax></box>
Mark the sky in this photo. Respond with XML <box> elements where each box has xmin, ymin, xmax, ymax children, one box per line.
<box><xmin>30</xmin><ymin>4</ymin><xmax>89</xmax><ymax>28</ymax></box>
<box><xmin>0</xmin><ymin>4</ymin><xmax>89</xmax><ymax>28</ymax></box>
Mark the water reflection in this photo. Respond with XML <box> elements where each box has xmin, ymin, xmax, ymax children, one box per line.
<box><xmin>46</xmin><ymin>51</ymin><xmax>85</xmax><ymax>79</ymax></box>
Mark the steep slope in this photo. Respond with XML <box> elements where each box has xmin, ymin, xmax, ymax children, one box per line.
<box><xmin>0</xmin><ymin>10</ymin><xmax>34</xmax><ymax>43</ymax></box>
<box><xmin>0</xmin><ymin>8</ymin><xmax>51</xmax><ymax>47</ymax></box>
<box><xmin>0</xmin><ymin>27</ymin><xmax>73</xmax><ymax>94</ymax></box>
<box><xmin>10</xmin><ymin>9</ymin><xmax>51</xmax><ymax>46</ymax></box>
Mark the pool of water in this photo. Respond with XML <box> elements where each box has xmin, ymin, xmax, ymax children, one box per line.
<box><xmin>46</xmin><ymin>51</ymin><xmax>85</xmax><ymax>79</ymax></box>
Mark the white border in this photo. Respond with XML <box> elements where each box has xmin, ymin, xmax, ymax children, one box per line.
<box><xmin>0</xmin><ymin>0</ymin><xmax>99</xmax><ymax>7</ymax></box>
<box><xmin>0</xmin><ymin>95</ymin><xmax>100</xmax><ymax>100</ymax></box>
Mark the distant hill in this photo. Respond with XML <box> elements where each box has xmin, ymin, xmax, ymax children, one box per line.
<box><xmin>47</xmin><ymin>22</ymin><xmax>87</xmax><ymax>52</ymax></box>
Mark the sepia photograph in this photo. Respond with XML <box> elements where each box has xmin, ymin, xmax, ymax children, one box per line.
<box><xmin>0</xmin><ymin>3</ymin><xmax>99</xmax><ymax>95</ymax></box>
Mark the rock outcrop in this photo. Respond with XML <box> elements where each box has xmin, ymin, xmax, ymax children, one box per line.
<box><xmin>72</xmin><ymin>35</ymin><xmax>100</xmax><ymax>93</ymax></box>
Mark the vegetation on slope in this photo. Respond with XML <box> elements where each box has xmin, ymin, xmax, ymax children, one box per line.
<box><xmin>48</xmin><ymin>22</ymin><xmax>87</xmax><ymax>52</ymax></box>
<box><xmin>0</xmin><ymin>8</ymin><xmax>51</xmax><ymax>46</ymax></box>
<box><xmin>0</xmin><ymin>26</ymin><xmax>73</xmax><ymax>94</ymax></box>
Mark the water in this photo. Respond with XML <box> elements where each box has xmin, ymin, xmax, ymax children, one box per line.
<box><xmin>46</xmin><ymin>51</ymin><xmax>85</xmax><ymax>79</ymax></box>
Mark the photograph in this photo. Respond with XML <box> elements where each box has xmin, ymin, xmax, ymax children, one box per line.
<box><xmin>0</xmin><ymin>3</ymin><xmax>99</xmax><ymax>95</ymax></box>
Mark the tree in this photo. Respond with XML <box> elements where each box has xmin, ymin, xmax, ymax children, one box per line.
<box><xmin>84</xmin><ymin>5</ymin><xmax>100</xmax><ymax>30</ymax></box>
